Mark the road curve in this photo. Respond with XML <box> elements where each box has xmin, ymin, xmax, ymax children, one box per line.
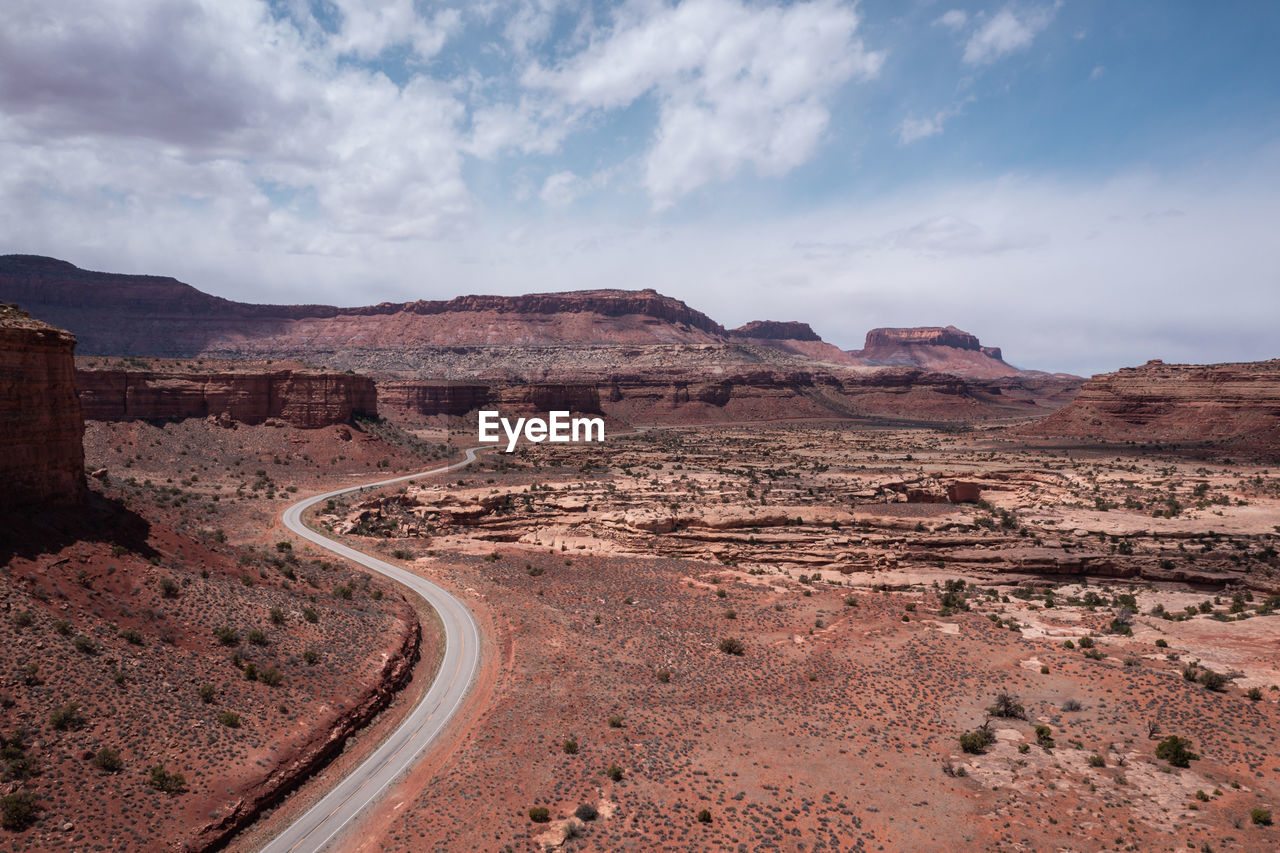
<box><xmin>260</xmin><ymin>447</ymin><xmax>484</xmax><ymax>853</ymax></box>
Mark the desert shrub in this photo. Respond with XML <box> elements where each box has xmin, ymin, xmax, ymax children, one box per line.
<box><xmin>259</xmin><ymin>666</ymin><xmax>283</xmax><ymax>686</ymax></box>
<box><xmin>148</xmin><ymin>764</ymin><xmax>186</xmax><ymax>794</ymax></box>
<box><xmin>160</xmin><ymin>577</ymin><xmax>179</xmax><ymax>598</ymax></box>
<box><xmin>607</xmin><ymin>714</ymin><xmax>624</xmax><ymax>728</ymax></box>
<box><xmin>1087</xmin><ymin>754</ymin><xmax>1106</xmax><ymax>767</ymax></box>
<box><xmin>53</xmin><ymin>620</ymin><xmax>72</xmax><ymax>636</ymax></box>
<box><xmin>302</xmin><ymin>607</ymin><xmax>318</xmax><ymax>623</ymax></box>
<box><xmin>269</xmin><ymin>607</ymin><xmax>284</xmax><ymax>625</ymax></box>
<box><xmin>1155</xmin><ymin>735</ymin><xmax>1198</xmax><ymax>768</ymax></box>
<box><xmin>959</xmin><ymin>727</ymin><xmax>995</xmax><ymax>754</ymax></box>
<box><xmin>606</xmin><ymin>763</ymin><xmax>623</xmax><ymax>781</ymax></box>
<box><xmin>13</xmin><ymin>610</ymin><xmax>33</xmax><ymax>629</ymax></box>
<box><xmin>1155</xmin><ymin>638</ymin><xmax>1168</xmax><ymax>648</ymax></box>
<box><xmin>697</xmin><ymin>808</ymin><xmax>712</xmax><ymax>823</ymax></box>
<box><xmin>248</xmin><ymin>629</ymin><xmax>268</xmax><ymax>646</ymax></box>
<box><xmin>656</xmin><ymin>669</ymin><xmax>671</xmax><ymax>683</ymax></box>
<box><xmin>49</xmin><ymin>702</ymin><xmax>85</xmax><ymax>731</ymax></box>
<box><xmin>562</xmin><ymin>738</ymin><xmax>578</xmax><ymax>755</ymax></box>
<box><xmin>0</xmin><ymin>791</ymin><xmax>40</xmax><ymax>830</ymax></box>
<box><xmin>72</xmin><ymin>635</ymin><xmax>98</xmax><ymax>655</ymax></box>
<box><xmin>1083</xmin><ymin>648</ymin><xmax>1105</xmax><ymax>660</ymax></box>
<box><xmin>1246</xmin><ymin>687</ymin><xmax>1263</xmax><ymax>701</ymax></box>
<box><xmin>243</xmin><ymin>663</ymin><xmax>258</xmax><ymax>681</ymax></box>
<box><xmin>718</xmin><ymin>637</ymin><xmax>745</xmax><ymax>656</ymax></box>
<box><xmin>303</xmin><ymin>649</ymin><xmax>319</xmax><ymax>665</ymax></box>
<box><xmin>217</xmin><ymin>711</ymin><xmax>241</xmax><ymax>728</ymax></box>
<box><xmin>1035</xmin><ymin>725</ymin><xmax>1055</xmax><ymax>749</ymax></box>
<box><xmin>1251</xmin><ymin>808</ymin><xmax>1273</xmax><ymax>826</ymax></box>
<box><xmin>92</xmin><ymin>747</ymin><xmax>123</xmax><ymax>773</ymax></box>
<box><xmin>214</xmin><ymin>626</ymin><xmax>240</xmax><ymax>646</ymax></box>
<box><xmin>528</xmin><ymin>806</ymin><xmax>550</xmax><ymax>823</ymax></box>
<box><xmin>1078</xmin><ymin>636</ymin><xmax>1095</xmax><ymax>649</ymax></box>
<box><xmin>1198</xmin><ymin>668</ymin><xmax>1228</xmax><ymax>691</ymax></box>
<box><xmin>987</xmin><ymin>692</ymin><xmax>1026</xmax><ymax>719</ymax></box>
<box><xmin>198</xmin><ymin>685</ymin><xmax>216</xmax><ymax>704</ymax></box>
<box><xmin>1062</xmin><ymin>699</ymin><xmax>1084</xmax><ymax>712</ymax></box>
<box><xmin>120</xmin><ymin>627</ymin><xmax>144</xmax><ymax>646</ymax></box>
<box><xmin>574</xmin><ymin>803</ymin><xmax>598</xmax><ymax>821</ymax></box>
<box><xmin>333</xmin><ymin>584</ymin><xmax>352</xmax><ymax>600</ymax></box>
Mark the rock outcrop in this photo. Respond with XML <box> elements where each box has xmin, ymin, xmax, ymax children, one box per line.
<box><xmin>0</xmin><ymin>305</ymin><xmax>86</xmax><ymax>508</ymax></box>
<box><xmin>76</xmin><ymin>364</ymin><xmax>377</xmax><ymax>428</ymax></box>
<box><xmin>849</xmin><ymin>325</ymin><xmax>1023</xmax><ymax>379</ymax></box>
<box><xmin>1024</xmin><ymin>358</ymin><xmax>1280</xmax><ymax>450</ymax></box>
<box><xmin>730</xmin><ymin>320</ymin><xmax>822</xmax><ymax>342</ymax></box>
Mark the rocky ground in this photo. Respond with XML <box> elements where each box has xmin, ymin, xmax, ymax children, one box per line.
<box><xmin>319</xmin><ymin>423</ymin><xmax>1280</xmax><ymax>852</ymax></box>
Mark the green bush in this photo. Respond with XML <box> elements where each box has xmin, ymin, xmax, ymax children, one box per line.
<box><xmin>1198</xmin><ymin>669</ymin><xmax>1228</xmax><ymax>691</ymax></box>
<box><xmin>606</xmin><ymin>763</ymin><xmax>623</xmax><ymax>781</ymax></box>
<box><xmin>1155</xmin><ymin>735</ymin><xmax>1198</xmax><ymax>768</ymax></box>
<box><xmin>49</xmin><ymin>702</ymin><xmax>85</xmax><ymax>731</ymax></box>
<box><xmin>1251</xmin><ymin>808</ymin><xmax>1272</xmax><ymax>826</ymax></box>
<box><xmin>574</xmin><ymin>803</ymin><xmax>598</xmax><ymax>821</ymax></box>
<box><xmin>120</xmin><ymin>627</ymin><xmax>144</xmax><ymax>646</ymax></box>
<box><xmin>987</xmin><ymin>692</ymin><xmax>1026</xmax><ymax>719</ymax></box>
<box><xmin>528</xmin><ymin>806</ymin><xmax>550</xmax><ymax>823</ymax></box>
<box><xmin>259</xmin><ymin>666</ymin><xmax>283</xmax><ymax>687</ymax></box>
<box><xmin>248</xmin><ymin>629</ymin><xmax>268</xmax><ymax>646</ymax></box>
<box><xmin>959</xmin><ymin>727</ymin><xmax>995</xmax><ymax>754</ymax></box>
<box><xmin>217</xmin><ymin>711</ymin><xmax>241</xmax><ymax>728</ymax></box>
<box><xmin>0</xmin><ymin>791</ymin><xmax>40</xmax><ymax>830</ymax></box>
<box><xmin>198</xmin><ymin>685</ymin><xmax>216</xmax><ymax>704</ymax></box>
<box><xmin>697</xmin><ymin>808</ymin><xmax>712</xmax><ymax>823</ymax></box>
<box><xmin>302</xmin><ymin>607</ymin><xmax>318</xmax><ymax>623</ymax></box>
<box><xmin>607</xmin><ymin>714</ymin><xmax>624</xmax><ymax>728</ymax></box>
<box><xmin>160</xmin><ymin>577</ymin><xmax>179</xmax><ymax>598</ymax></box>
<box><xmin>92</xmin><ymin>747</ymin><xmax>123</xmax><ymax>773</ymax></box>
<box><xmin>148</xmin><ymin>764</ymin><xmax>186</xmax><ymax>795</ymax></box>
<box><xmin>562</xmin><ymin>738</ymin><xmax>578</xmax><ymax>755</ymax></box>
<box><xmin>72</xmin><ymin>635</ymin><xmax>98</xmax><ymax>655</ymax></box>
<box><xmin>214</xmin><ymin>626</ymin><xmax>240</xmax><ymax>646</ymax></box>
<box><xmin>718</xmin><ymin>637</ymin><xmax>745</xmax><ymax>656</ymax></box>
<box><xmin>656</xmin><ymin>669</ymin><xmax>671</xmax><ymax>683</ymax></box>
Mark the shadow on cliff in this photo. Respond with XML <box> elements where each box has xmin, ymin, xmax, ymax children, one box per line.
<box><xmin>0</xmin><ymin>489</ymin><xmax>158</xmax><ymax>566</ymax></box>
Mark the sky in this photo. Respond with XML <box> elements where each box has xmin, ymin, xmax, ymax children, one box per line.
<box><xmin>1</xmin><ymin>0</ymin><xmax>1278</xmax><ymax>375</ymax></box>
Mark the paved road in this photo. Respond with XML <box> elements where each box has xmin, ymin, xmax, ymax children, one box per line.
<box><xmin>261</xmin><ymin>447</ymin><xmax>483</xmax><ymax>853</ymax></box>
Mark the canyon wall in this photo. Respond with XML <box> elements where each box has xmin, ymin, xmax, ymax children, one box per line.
<box><xmin>1025</xmin><ymin>359</ymin><xmax>1280</xmax><ymax>449</ymax></box>
<box><xmin>76</xmin><ymin>367</ymin><xmax>378</xmax><ymax>428</ymax></box>
<box><xmin>0</xmin><ymin>308</ymin><xmax>86</xmax><ymax>508</ymax></box>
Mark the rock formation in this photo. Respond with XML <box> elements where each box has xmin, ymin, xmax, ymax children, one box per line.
<box><xmin>848</xmin><ymin>325</ymin><xmax>1023</xmax><ymax>379</ymax></box>
<box><xmin>0</xmin><ymin>305</ymin><xmax>86</xmax><ymax>508</ymax></box>
<box><xmin>1024</xmin><ymin>358</ymin><xmax>1280</xmax><ymax>450</ymax></box>
<box><xmin>76</xmin><ymin>363</ymin><xmax>378</xmax><ymax>428</ymax></box>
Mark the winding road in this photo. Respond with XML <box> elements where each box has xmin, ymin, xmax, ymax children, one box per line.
<box><xmin>260</xmin><ymin>447</ymin><xmax>484</xmax><ymax>853</ymax></box>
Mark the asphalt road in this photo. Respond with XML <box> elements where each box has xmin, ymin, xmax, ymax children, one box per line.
<box><xmin>260</xmin><ymin>447</ymin><xmax>483</xmax><ymax>853</ymax></box>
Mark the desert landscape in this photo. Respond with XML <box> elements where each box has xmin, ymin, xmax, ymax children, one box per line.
<box><xmin>3</xmin><ymin>3</ymin><xmax>1279</xmax><ymax>851</ymax></box>
<box><xmin>3</xmin><ymin>265</ymin><xmax>1279</xmax><ymax>851</ymax></box>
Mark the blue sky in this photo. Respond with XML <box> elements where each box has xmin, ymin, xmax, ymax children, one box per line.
<box><xmin>1</xmin><ymin>1</ymin><xmax>1278</xmax><ymax>374</ymax></box>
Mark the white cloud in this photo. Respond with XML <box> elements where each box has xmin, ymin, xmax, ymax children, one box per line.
<box><xmin>539</xmin><ymin>170</ymin><xmax>586</xmax><ymax>207</ymax></box>
<box><xmin>523</xmin><ymin>0</ymin><xmax>884</xmax><ymax>208</ymax></box>
<box><xmin>0</xmin><ymin>0</ymin><xmax>472</xmax><ymax>244</ymax></box>
<box><xmin>1090</xmin><ymin>64</ymin><xmax>1106</xmax><ymax>81</ymax></box>
<box><xmin>934</xmin><ymin>9</ymin><xmax>968</xmax><ymax>30</ymax></box>
<box><xmin>897</xmin><ymin>99</ymin><xmax>971</xmax><ymax>144</ymax></box>
<box><xmin>963</xmin><ymin>4</ymin><xmax>1057</xmax><ymax>65</ymax></box>
<box><xmin>326</xmin><ymin>0</ymin><xmax>461</xmax><ymax>60</ymax></box>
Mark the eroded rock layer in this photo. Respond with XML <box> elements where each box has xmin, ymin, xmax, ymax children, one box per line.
<box><xmin>1025</xmin><ymin>359</ymin><xmax>1280</xmax><ymax>450</ymax></box>
<box><xmin>0</xmin><ymin>307</ymin><xmax>86</xmax><ymax>507</ymax></box>
<box><xmin>76</xmin><ymin>364</ymin><xmax>377</xmax><ymax>428</ymax></box>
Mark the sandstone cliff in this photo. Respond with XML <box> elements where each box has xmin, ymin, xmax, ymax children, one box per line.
<box><xmin>76</xmin><ymin>362</ymin><xmax>377</xmax><ymax>428</ymax></box>
<box><xmin>0</xmin><ymin>305</ymin><xmax>86</xmax><ymax>507</ymax></box>
<box><xmin>1024</xmin><ymin>358</ymin><xmax>1280</xmax><ymax>449</ymax></box>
